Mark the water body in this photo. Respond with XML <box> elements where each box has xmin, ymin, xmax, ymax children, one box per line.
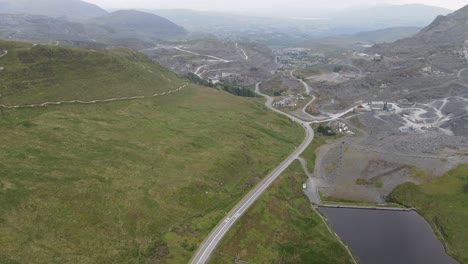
<box><xmin>319</xmin><ymin>207</ymin><xmax>459</xmax><ymax>264</ymax></box>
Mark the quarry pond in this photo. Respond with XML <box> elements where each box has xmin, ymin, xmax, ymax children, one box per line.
<box><xmin>319</xmin><ymin>207</ymin><xmax>459</xmax><ymax>264</ymax></box>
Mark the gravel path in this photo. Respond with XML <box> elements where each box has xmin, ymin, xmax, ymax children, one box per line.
<box><xmin>0</xmin><ymin>84</ymin><xmax>188</xmax><ymax>109</ymax></box>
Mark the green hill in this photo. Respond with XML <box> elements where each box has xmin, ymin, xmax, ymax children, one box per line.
<box><xmin>0</xmin><ymin>40</ymin><xmax>185</xmax><ymax>106</ymax></box>
<box><xmin>0</xmin><ymin>41</ymin><xmax>304</xmax><ymax>263</ymax></box>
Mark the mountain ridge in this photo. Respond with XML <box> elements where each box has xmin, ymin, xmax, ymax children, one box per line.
<box><xmin>0</xmin><ymin>0</ymin><xmax>108</xmax><ymax>19</ymax></box>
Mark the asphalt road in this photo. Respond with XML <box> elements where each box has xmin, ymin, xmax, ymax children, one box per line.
<box><xmin>189</xmin><ymin>82</ymin><xmax>315</xmax><ymax>264</ymax></box>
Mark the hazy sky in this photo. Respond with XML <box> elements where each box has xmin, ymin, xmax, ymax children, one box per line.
<box><xmin>83</xmin><ymin>0</ymin><xmax>466</xmax><ymax>12</ymax></box>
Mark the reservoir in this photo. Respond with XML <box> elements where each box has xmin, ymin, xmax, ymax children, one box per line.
<box><xmin>319</xmin><ymin>207</ymin><xmax>459</xmax><ymax>264</ymax></box>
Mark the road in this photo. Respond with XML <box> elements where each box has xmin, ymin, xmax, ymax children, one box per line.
<box><xmin>297</xmin><ymin>157</ymin><xmax>322</xmax><ymax>205</ymax></box>
<box><xmin>189</xmin><ymin>82</ymin><xmax>315</xmax><ymax>264</ymax></box>
<box><xmin>0</xmin><ymin>49</ymin><xmax>7</xmax><ymax>58</ymax></box>
<box><xmin>174</xmin><ymin>47</ymin><xmax>230</xmax><ymax>63</ymax></box>
<box><xmin>174</xmin><ymin>46</ymin><xmax>231</xmax><ymax>78</ymax></box>
<box><xmin>235</xmin><ymin>43</ymin><xmax>248</xmax><ymax>60</ymax></box>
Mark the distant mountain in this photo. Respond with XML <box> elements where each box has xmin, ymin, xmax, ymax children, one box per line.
<box><xmin>369</xmin><ymin>5</ymin><xmax>468</xmax><ymax>55</ymax></box>
<box><xmin>329</xmin><ymin>4</ymin><xmax>452</xmax><ymax>30</ymax></box>
<box><xmin>0</xmin><ymin>0</ymin><xmax>107</xmax><ymax>20</ymax></box>
<box><xmin>0</xmin><ymin>14</ymin><xmax>108</xmax><ymax>42</ymax></box>
<box><xmin>149</xmin><ymin>5</ymin><xmax>451</xmax><ymax>47</ymax></box>
<box><xmin>0</xmin><ymin>10</ymin><xmax>188</xmax><ymax>50</ymax></box>
<box><xmin>355</xmin><ymin>27</ymin><xmax>421</xmax><ymax>44</ymax></box>
<box><xmin>90</xmin><ymin>10</ymin><xmax>187</xmax><ymax>41</ymax></box>
<box><xmin>302</xmin><ymin>27</ymin><xmax>421</xmax><ymax>55</ymax></box>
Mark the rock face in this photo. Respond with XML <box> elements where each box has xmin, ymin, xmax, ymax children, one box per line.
<box><xmin>0</xmin><ymin>0</ymin><xmax>108</xmax><ymax>20</ymax></box>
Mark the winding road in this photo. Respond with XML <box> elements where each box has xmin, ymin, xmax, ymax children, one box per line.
<box><xmin>235</xmin><ymin>42</ymin><xmax>249</xmax><ymax>60</ymax></box>
<box><xmin>189</xmin><ymin>83</ymin><xmax>315</xmax><ymax>264</ymax></box>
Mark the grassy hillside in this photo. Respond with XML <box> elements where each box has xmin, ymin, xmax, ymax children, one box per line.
<box><xmin>0</xmin><ymin>40</ymin><xmax>185</xmax><ymax>106</ymax></box>
<box><xmin>390</xmin><ymin>164</ymin><xmax>468</xmax><ymax>263</ymax></box>
<box><xmin>209</xmin><ymin>160</ymin><xmax>353</xmax><ymax>264</ymax></box>
<box><xmin>0</xmin><ymin>41</ymin><xmax>304</xmax><ymax>263</ymax></box>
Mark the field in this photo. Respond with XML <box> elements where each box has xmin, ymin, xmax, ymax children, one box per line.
<box><xmin>209</xmin><ymin>160</ymin><xmax>353</xmax><ymax>264</ymax></box>
<box><xmin>0</xmin><ymin>41</ymin><xmax>304</xmax><ymax>263</ymax></box>
<box><xmin>390</xmin><ymin>164</ymin><xmax>468</xmax><ymax>263</ymax></box>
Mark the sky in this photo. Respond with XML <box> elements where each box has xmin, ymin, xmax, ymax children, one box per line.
<box><xmin>83</xmin><ymin>0</ymin><xmax>466</xmax><ymax>12</ymax></box>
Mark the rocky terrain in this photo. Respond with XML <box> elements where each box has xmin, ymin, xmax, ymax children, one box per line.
<box><xmin>142</xmin><ymin>39</ymin><xmax>276</xmax><ymax>85</ymax></box>
<box><xmin>314</xmin><ymin>113</ymin><xmax>468</xmax><ymax>203</ymax></box>
<box><xmin>266</xmin><ymin>5</ymin><xmax>468</xmax><ymax>204</ymax></box>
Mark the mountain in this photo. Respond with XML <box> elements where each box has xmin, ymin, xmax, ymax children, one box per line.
<box><xmin>354</xmin><ymin>27</ymin><xmax>421</xmax><ymax>44</ymax></box>
<box><xmin>0</xmin><ymin>10</ymin><xmax>188</xmax><ymax>50</ymax></box>
<box><xmin>311</xmin><ymin>5</ymin><xmax>468</xmax><ymax>127</ymax></box>
<box><xmin>369</xmin><ymin>5</ymin><xmax>468</xmax><ymax>55</ymax></box>
<box><xmin>329</xmin><ymin>4</ymin><xmax>452</xmax><ymax>30</ymax></box>
<box><xmin>0</xmin><ymin>0</ymin><xmax>108</xmax><ymax>20</ymax></box>
<box><xmin>90</xmin><ymin>10</ymin><xmax>187</xmax><ymax>42</ymax></box>
<box><xmin>149</xmin><ymin>5</ymin><xmax>451</xmax><ymax>47</ymax></box>
<box><xmin>302</xmin><ymin>27</ymin><xmax>421</xmax><ymax>55</ymax></box>
<box><xmin>0</xmin><ymin>14</ymin><xmax>108</xmax><ymax>43</ymax></box>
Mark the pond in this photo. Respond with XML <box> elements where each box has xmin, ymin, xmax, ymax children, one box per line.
<box><xmin>318</xmin><ymin>207</ymin><xmax>459</xmax><ymax>264</ymax></box>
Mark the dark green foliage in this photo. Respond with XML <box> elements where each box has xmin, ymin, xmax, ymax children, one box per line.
<box><xmin>273</xmin><ymin>90</ymin><xmax>282</xmax><ymax>96</ymax></box>
<box><xmin>317</xmin><ymin>125</ymin><xmax>336</xmax><ymax>136</ymax></box>
<box><xmin>186</xmin><ymin>73</ymin><xmax>213</xmax><ymax>87</ymax></box>
<box><xmin>333</xmin><ymin>66</ymin><xmax>343</xmax><ymax>72</ymax></box>
<box><xmin>185</xmin><ymin>73</ymin><xmax>256</xmax><ymax>97</ymax></box>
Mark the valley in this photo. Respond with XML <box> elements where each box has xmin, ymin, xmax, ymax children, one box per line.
<box><xmin>0</xmin><ymin>1</ymin><xmax>467</xmax><ymax>264</ymax></box>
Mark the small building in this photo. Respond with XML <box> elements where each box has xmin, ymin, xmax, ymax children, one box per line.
<box><xmin>373</xmin><ymin>54</ymin><xmax>384</xmax><ymax>62</ymax></box>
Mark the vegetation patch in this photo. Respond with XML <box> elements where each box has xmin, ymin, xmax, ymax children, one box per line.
<box><xmin>0</xmin><ymin>40</ymin><xmax>304</xmax><ymax>264</ymax></box>
<box><xmin>186</xmin><ymin>73</ymin><xmax>256</xmax><ymax>97</ymax></box>
<box><xmin>355</xmin><ymin>178</ymin><xmax>369</xmax><ymax>185</ymax></box>
<box><xmin>390</xmin><ymin>164</ymin><xmax>468</xmax><ymax>263</ymax></box>
<box><xmin>317</xmin><ymin>125</ymin><xmax>337</xmax><ymax>136</ymax></box>
<box><xmin>210</xmin><ymin>161</ymin><xmax>353</xmax><ymax>264</ymax></box>
<box><xmin>301</xmin><ymin>125</ymin><xmax>342</xmax><ymax>173</ymax></box>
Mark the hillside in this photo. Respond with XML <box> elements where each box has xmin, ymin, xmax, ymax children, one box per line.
<box><xmin>0</xmin><ymin>9</ymin><xmax>187</xmax><ymax>49</ymax></box>
<box><xmin>0</xmin><ymin>0</ymin><xmax>107</xmax><ymax>20</ymax></box>
<box><xmin>0</xmin><ymin>14</ymin><xmax>109</xmax><ymax>43</ymax></box>
<box><xmin>0</xmin><ymin>40</ymin><xmax>304</xmax><ymax>263</ymax></box>
<box><xmin>369</xmin><ymin>5</ymin><xmax>468</xmax><ymax>55</ymax></box>
<box><xmin>391</xmin><ymin>165</ymin><xmax>468</xmax><ymax>263</ymax></box>
<box><xmin>211</xmin><ymin>147</ymin><xmax>353</xmax><ymax>264</ymax></box>
<box><xmin>90</xmin><ymin>10</ymin><xmax>187</xmax><ymax>41</ymax></box>
<box><xmin>0</xmin><ymin>40</ymin><xmax>185</xmax><ymax>105</ymax></box>
<box><xmin>355</xmin><ymin>27</ymin><xmax>421</xmax><ymax>44</ymax></box>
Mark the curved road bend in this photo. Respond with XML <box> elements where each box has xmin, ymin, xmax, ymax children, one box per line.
<box><xmin>189</xmin><ymin>83</ymin><xmax>315</xmax><ymax>264</ymax></box>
